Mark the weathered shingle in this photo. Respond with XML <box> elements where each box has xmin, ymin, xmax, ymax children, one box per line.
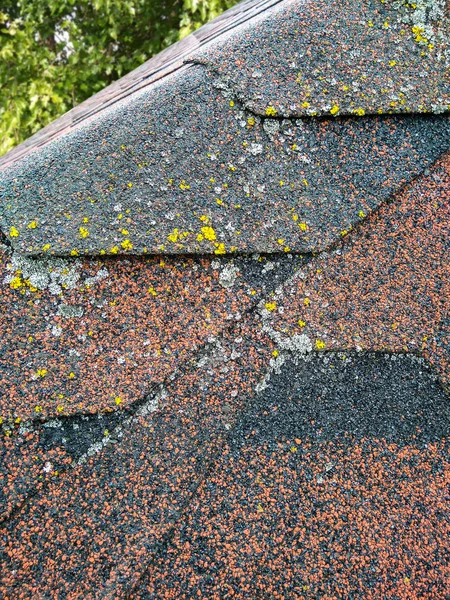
<box><xmin>194</xmin><ymin>0</ymin><xmax>450</xmax><ymax>117</ymax></box>
<box><xmin>0</xmin><ymin>64</ymin><xmax>448</xmax><ymax>255</ymax></box>
<box><xmin>0</xmin><ymin>0</ymin><xmax>448</xmax><ymax>257</ymax></box>
<box><xmin>0</xmin><ymin>0</ymin><xmax>449</xmax><ymax>596</ymax></box>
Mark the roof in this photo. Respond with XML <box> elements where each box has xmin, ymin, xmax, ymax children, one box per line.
<box><xmin>0</xmin><ymin>0</ymin><xmax>449</xmax><ymax>597</ymax></box>
<box><xmin>0</xmin><ymin>0</ymin><xmax>449</xmax><ymax>257</ymax></box>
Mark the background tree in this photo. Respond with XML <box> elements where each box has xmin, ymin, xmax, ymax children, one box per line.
<box><xmin>0</xmin><ymin>0</ymin><xmax>238</xmax><ymax>156</ymax></box>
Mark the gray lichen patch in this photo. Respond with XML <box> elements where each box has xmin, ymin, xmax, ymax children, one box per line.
<box><xmin>57</xmin><ymin>303</ymin><xmax>84</xmax><ymax>319</ymax></box>
<box><xmin>3</xmin><ymin>253</ymin><xmax>82</xmax><ymax>294</ymax></box>
<box><xmin>218</xmin><ymin>263</ymin><xmax>239</xmax><ymax>289</ymax></box>
<box><xmin>392</xmin><ymin>0</ymin><xmax>449</xmax><ymax>63</ymax></box>
<box><xmin>2</xmin><ymin>249</ymin><xmax>109</xmax><ymax>300</ymax></box>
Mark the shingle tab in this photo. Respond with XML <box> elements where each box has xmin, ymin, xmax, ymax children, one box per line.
<box><xmin>0</xmin><ymin>244</ymin><xmax>303</xmax><ymax>421</ymax></box>
<box><xmin>194</xmin><ymin>0</ymin><xmax>450</xmax><ymax>118</ymax></box>
<box><xmin>268</xmin><ymin>152</ymin><xmax>450</xmax><ymax>387</ymax></box>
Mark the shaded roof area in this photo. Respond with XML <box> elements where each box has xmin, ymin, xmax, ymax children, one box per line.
<box><xmin>0</xmin><ymin>0</ymin><xmax>449</xmax><ymax>596</ymax></box>
<box><xmin>1</xmin><ymin>83</ymin><xmax>448</xmax><ymax>256</ymax></box>
<box><xmin>0</xmin><ymin>0</ymin><xmax>449</xmax><ymax>257</ymax></box>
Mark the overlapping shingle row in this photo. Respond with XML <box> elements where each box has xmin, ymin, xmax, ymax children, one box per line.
<box><xmin>0</xmin><ymin>0</ymin><xmax>449</xmax><ymax>596</ymax></box>
<box><xmin>195</xmin><ymin>0</ymin><xmax>450</xmax><ymax>117</ymax></box>
<box><xmin>269</xmin><ymin>151</ymin><xmax>450</xmax><ymax>386</ymax></box>
<box><xmin>136</xmin><ymin>354</ymin><xmax>450</xmax><ymax>599</ymax></box>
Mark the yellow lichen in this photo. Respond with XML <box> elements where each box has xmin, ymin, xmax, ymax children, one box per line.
<box><xmin>148</xmin><ymin>287</ymin><xmax>157</xmax><ymax>296</ymax></box>
<box><xmin>27</xmin><ymin>221</ymin><xmax>38</xmax><ymax>229</ymax></box>
<box><xmin>10</xmin><ymin>276</ymin><xmax>24</xmax><ymax>289</ymax></box>
<box><xmin>121</xmin><ymin>239</ymin><xmax>133</xmax><ymax>251</ymax></box>
<box><xmin>9</xmin><ymin>226</ymin><xmax>19</xmax><ymax>238</ymax></box>
<box><xmin>201</xmin><ymin>226</ymin><xmax>216</xmax><ymax>241</ymax></box>
<box><xmin>79</xmin><ymin>227</ymin><xmax>89</xmax><ymax>238</ymax></box>
<box><xmin>25</xmin><ymin>280</ymin><xmax>38</xmax><ymax>292</ymax></box>
<box><xmin>265</xmin><ymin>302</ymin><xmax>277</xmax><ymax>311</ymax></box>
<box><xmin>330</xmin><ymin>105</ymin><xmax>340</xmax><ymax>115</ymax></box>
<box><xmin>42</xmin><ymin>244</ymin><xmax>51</xmax><ymax>252</ymax></box>
<box><xmin>315</xmin><ymin>339</ymin><xmax>326</xmax><ymax>350</ymax></box>
<box><xmin>214</xmin><ymin>243</ymin><xmax>226</xmax><ymax>255</ymax></box>
<box><xmin>168</xmin><ymin>228</ymin><xmax>179</xmax><ymax>243</ymax></box>
<box><xmin>265</xmin><ymin>106</ymin><xmax>277</xmax><ymax>116</ymax></box>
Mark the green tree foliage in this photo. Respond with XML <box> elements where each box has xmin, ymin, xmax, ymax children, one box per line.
<box><xmin>0</xmin><ymin>0</ymin><xmax>238</xmax><ymax>156</ymax></box>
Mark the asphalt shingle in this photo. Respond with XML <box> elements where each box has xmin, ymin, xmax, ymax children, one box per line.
<box><xmin>0</xmin><ymin>63</ymin><xmax>448</xmax><ymax>256</ymax></box>
<box><xmin>0</xmin><ymin>249</ymin><xmax>302</xmax><ymax>521</ymax></box>
<box><xmin>135</xmin><ymin>354</ymin><xmax>450</xmax><ymax>599</ymax></box>
<box><xmin>268</xmin><ymin>151</ymin><xmax>450</xmax><ymax>388</ymax></box>
<box><xmin>194</xmin><ymin>0</ymin><xmax>450</xmax><ymax>117</ymax></box>
<box><xmin>0</xmin><ymin>248</ymin><xmax>306</xmax><ymax>421</ymax></box>
<box><xmin>0</xmin><ymin>317</ymin><xmax>275</xmax><ymax>599</ymax></box>
<box><xmin>0</xmin><ymin>0</ymin><xmax>449</xmax><ymax>596</ymax></box>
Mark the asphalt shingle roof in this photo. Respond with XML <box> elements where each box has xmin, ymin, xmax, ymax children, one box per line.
<box><xmin>0</xmin><ymin>0</ymin><xmax>449</xmax><ymax>597</ymax></box>
<box><xmin>137</xmin><ymin>353</ymin><xmax>450</xmax><ymax>599</ymax></box>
